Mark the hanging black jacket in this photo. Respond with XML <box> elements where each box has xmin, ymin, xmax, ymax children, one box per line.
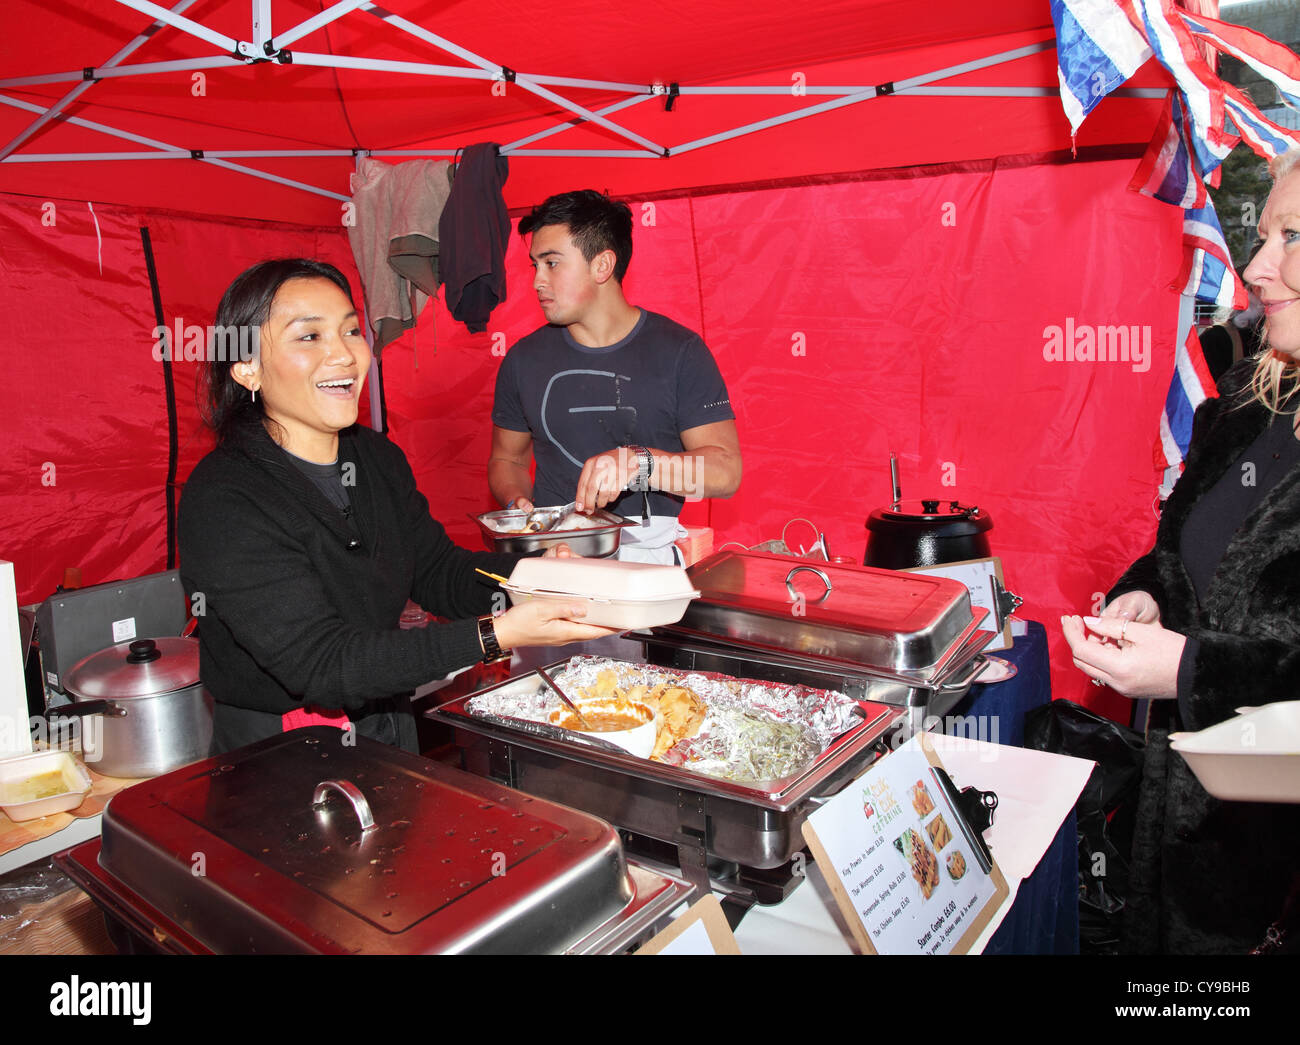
<box><xmin>1108</xmin><ymin>359</ymin><xmax>1300</xmax><ymax>953</ymax></box>
<box><xmin>438</xmin><ymin>143</ymin><xmax>509</xmax><ymax>332</ymax></box>
<box><xmin>177</xmin><ymin>422</ymin><xmax>516</xmax><ymax>737</ymax></box>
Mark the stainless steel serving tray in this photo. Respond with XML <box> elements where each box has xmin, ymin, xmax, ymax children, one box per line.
<box><xmin>430</xmin><ymin>662</ymin><xmax>903</xmax><ymax>870</ymax></box>
<box><xmin>84</xmin><ymin>727</ymin><xmax>690</xmax><ymax>954</ymax></box>
<box><xmin>472</xmin><ymin>507</ymin><xmax>632</xmax><ymax>557</ymax></box>
<box><xmin>678</xmin><ymin>550</ymin><xmax>984</xmax><ymax>676</ymax></box>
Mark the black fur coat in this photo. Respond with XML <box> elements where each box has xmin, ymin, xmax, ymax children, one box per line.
<box><xmin>1108</xmin><ymin>359</ymin><xmax>1300</xmax><ymax>954</ymax></box>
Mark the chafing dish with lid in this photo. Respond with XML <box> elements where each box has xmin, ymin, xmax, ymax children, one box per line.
<box><xmin>56</xmin><ymin>727</ymin><xmax>691</xmax><ymax>954</ymax></box>
<box><xmin>647</xmin><ymin>550</ymin><xmax>994</xmax><ymax>733</ymax></box>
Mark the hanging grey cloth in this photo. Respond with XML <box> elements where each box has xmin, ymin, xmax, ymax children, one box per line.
<box><xmin>438</xmin><ymin>143</ymin><xmax>509</xmax><ymax>333</ymax></box>
<box><xmin>347</xmin><ymin>157</ymin><xmax>453</xmax><ymax>353</ymax></box>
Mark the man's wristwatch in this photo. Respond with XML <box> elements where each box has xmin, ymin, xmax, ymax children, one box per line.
<box><xmin>477</xmin><ymin>615</ymin><xmax>511</xmax><ymax>664</ymax></box>
<box><xmin>628</xmin><ymin>444</ymin><xmax>653</xmax><ymax>492</ymax></box>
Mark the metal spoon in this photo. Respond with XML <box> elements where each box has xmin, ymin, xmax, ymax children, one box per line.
<box><xmin>534</xmin><ymin>663</ymin><xmax>593</xmax><ymax>729</ymax></box>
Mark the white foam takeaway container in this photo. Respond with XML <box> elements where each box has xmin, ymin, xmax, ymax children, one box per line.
<box><xmin>502</xmin><ymin>558</ymin><xmax>701</xmax><ymax>630</ymax></box>
<box><xmin>1169</xmin><ymin>701</ymin><xmax>1300</xmax><ymax>804</ymax></box>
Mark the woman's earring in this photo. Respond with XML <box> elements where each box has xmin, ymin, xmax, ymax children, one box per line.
<box><xmin>251</xmin><ymin>387</ymin><xmax>257</xmax><ymax>404</ymax></box>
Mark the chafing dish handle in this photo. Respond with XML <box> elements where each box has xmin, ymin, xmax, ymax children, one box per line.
<box><xmin>938</xmin><ymin>655</ymin><xmax>991</xmax><ymax>692</ymax></box>
<box><xmin>312</xmin><ymin>779</ymin><xmax>376</xmax><ymax>833</ymax></box>
<box><xmin>785</xmin><ymin>565</ymin><xmax>833</xmax><ymax>604</ymax></box>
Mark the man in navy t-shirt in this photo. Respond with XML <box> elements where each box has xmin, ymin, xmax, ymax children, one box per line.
<box><xmin>490</xmin><ymin>190</ymin><xmax>741</xmax><ymax>563</ymax></box>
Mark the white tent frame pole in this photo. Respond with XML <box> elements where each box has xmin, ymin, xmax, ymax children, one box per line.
<box><xmin>7</xmin><ymin>148</ymin><xmax>662</xmax><ymax>160</ymax></box>
<box><xmin>502</xmin><ymin>95</ymin><xmax>654</xmax><ymax>152</ymax></box>
<box><xmin>274</xmin><ymin>0</ymin><xmax>371</xmax><ymax>50</ymax></box>
<box><xmin>107</xmin><ymin>0</ymin><xmax>238</xmax><ymax>53</ymax></box>
<box><xmin>0</xmin><ymin>0</ymin><xmax>201</xmax><ymax>161</ymax></box>
<box><xmin>251</xmin><ymin>0</ymin><xmax>273</xmax><ymax>52</ymax></box>
<box><xmin>0</xmin><ymin>57</ymin><xmax>238</xmax><ymax>89</ymax></box>
<box><xmin>289</xmin><ymin>52</ymin><xmax>495</xmax><ymax>79</ymax></box>
<box><xmin>672</xmin><ymin>87</ymin><xmax>880</xmax><ymax>154</ymax></box>
<box><xmin>0</xmin><ymin>93</ymin><xmax>345</xmax><ymax>200</ymax></box>
<box><xmin>672</xmin><ymin>39</ymin><xmax>1058</xmax><ymax>155</ymax></box>
<box><xmin>362</xmin><ymin>7</ymin><xmax>666</xmax><ymax>153</ymax></box>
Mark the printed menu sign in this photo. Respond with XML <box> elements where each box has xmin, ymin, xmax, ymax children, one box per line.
<box><xmin>802</xmin><ymin>734</ymin><xmax>1007</xmax><ymax>954</ymax></box>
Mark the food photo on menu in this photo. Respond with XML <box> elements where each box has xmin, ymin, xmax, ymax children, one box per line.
<box><xmin>8</xmin><ymin>0</ymin><xmax>1300</xmax><ymax>982</ymax></box>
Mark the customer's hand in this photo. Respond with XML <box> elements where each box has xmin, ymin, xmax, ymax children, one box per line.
<box><xmin>541</xmin><ymin>543</ymin><xmax>574</xmax><ymax>559</ymax></box>
<box><xmin>492</xmin><ymin>597</ymin><xmax>620</xmax><ymax>650</ymax></box>
<box><xmin>1102</xmin><ymin>590</ymin><xmax>1161</xmax><ymax>626</ymax></box>
<box><xmin>1061</xmin><ymin>614</ymin><xmax>1184</xmax><ymax>699</ymax></box>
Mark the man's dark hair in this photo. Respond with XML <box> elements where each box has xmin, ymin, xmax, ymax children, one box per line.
<box><xmin>201</xmin><ymin>258</ymin><xmax>355</xmax><ymax>444</ymax></box>
<box><xmin>519</xmin><ymin>189</ymin><xmax>634</xmax><ymax>282</ymax></box>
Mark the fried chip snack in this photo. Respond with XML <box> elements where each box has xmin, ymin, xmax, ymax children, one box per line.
<box><xmin>638</xmin><ymin>684</ymin><xmax>706</xmax><ymax>759</ymax></box>
<box><xmin>574</xmin><ymin>678</ymin><xmax>706</xmax><ymax>760</ymax></box>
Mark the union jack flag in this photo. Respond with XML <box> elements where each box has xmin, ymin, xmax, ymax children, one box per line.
<box><xmin>1052</xmin><ymin>0</ymin><xmax>1300</xmax><ymax>489</ymax></box>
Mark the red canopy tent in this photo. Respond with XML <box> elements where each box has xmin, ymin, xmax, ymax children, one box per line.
<box><xmin>1</xmin><ymin>0</ymin><xmax>1198</xmax><ymax>715</ymax></box>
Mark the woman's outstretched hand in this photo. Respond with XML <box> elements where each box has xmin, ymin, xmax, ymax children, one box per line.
<box><xmin>492</xmin><ymin>596</ymin><xmax>621</xmax><ymax>650</ymax></box>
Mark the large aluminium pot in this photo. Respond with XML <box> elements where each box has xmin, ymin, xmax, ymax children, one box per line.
<box><xmin>864</xmin><ymin>499</ymin><xmax>992</xmax><ymax>570</ymax></box>
<box><xmin>57</xmin><ymin>637</ymin><xmax>213</xmax><ymax>777</ymax></box>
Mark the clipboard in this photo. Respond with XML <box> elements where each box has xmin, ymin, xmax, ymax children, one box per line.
<box><xmin>801</xmin><ymin>733</ymin><xmax>1009</xmax><ymax>955</ymax></box>
<box><xmin>635</xmin><ymin>894</ymin><xmax>742</xmax><ymax>955</ymax></box>
<box><xmin>904</xmin><ymin>556</ymin><xmax>1014</xmax><ymax>652</ymax></box>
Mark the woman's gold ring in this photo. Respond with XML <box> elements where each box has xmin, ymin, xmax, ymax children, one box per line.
<box><xmin>1091</xmin><ymin>678</ymin><xmax>1103</xmax><ymax>687</ymax></box>
<box><xmin>1120</xmin><ymin>620</ymin><xmax>1129</xmax><ymax>643</ymax></box>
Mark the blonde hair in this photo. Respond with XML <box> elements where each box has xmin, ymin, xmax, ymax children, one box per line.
<box><xmin>1246</xmin><ymin>148</ymin><xmax>1300</xmax><ymax>415</ymax></box>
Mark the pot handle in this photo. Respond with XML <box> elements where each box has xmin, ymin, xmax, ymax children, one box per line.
<box><xmin>785</xmin><ymin>565</ymin><xmax>833</xmax><ymax>604</ymax></box>
<box><xmin>312</xmin><ymin>779</ymin><xmax>376</xmax><ymax>833</ymax></box>
<box><xmin>48</xmin><ymin>700</ymin><xmax>126</xmax><ymax>718</ymax></box>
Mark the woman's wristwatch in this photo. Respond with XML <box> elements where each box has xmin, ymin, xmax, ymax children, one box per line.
<box><xmin>477</xmin><ymin>615</ymin><xmax>512</xmax><ymax>664</ymax></box>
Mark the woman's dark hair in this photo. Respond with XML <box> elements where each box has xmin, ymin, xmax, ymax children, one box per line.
<box><xmin>201</xmin><ymin>258</ymin><xmax>355</xmax><ymax>443</ymax></box>
<box><xmin>518</xmin><ymin>189</ymin><xmax>634</xmax><ymax>282</ymax></box>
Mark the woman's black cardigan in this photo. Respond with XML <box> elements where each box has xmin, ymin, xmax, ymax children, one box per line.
<box><xmin>178</xmin><ymin>422</ymin><xmax>517</xmax><ymax>719</ymax></box>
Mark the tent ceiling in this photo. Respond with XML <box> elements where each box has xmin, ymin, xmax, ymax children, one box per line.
<box><xmin>0</xmin><ymin>0</ymin><xmax>1173</xmax><ymax>222</ymax></box>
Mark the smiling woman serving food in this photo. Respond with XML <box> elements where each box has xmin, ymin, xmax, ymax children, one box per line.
<box><xmin>1063</xmin><ymin>150</ymin><xmax>1300</xmax><ymax>954</ymax></box>
<box><xmin>178</xmin><ymin>259</ymin><xmax>613</xmax><ymax>755</ymax></box>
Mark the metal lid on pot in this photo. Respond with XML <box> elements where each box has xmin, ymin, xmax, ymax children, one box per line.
<box><xmin>868</xmin><ymin>500</ymin><xmax>992</xmax><ymax>537</ymax></box>
<box><xmin>64</xmin><ymin>637</ymin><xmax>200</xmax><ymax>700</ymax></box>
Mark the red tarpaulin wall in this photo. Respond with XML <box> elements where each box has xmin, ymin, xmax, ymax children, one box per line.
<box><xmin>1</xmin><ymin>194</ymin><xmax>361</xmax><ymax>604</ymax></box>
<box><xmin>2</xmin><ymin>153</ymin><xmax>1176</xmax><ymax>718</ymax></box>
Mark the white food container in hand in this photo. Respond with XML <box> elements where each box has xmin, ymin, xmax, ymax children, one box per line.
<box><xmin>1169</xmin><ymin>701</ymin><xmax>1300</xmax><ymax>804</ymax></box>
<box><xmin>502</xmin><ymin>558</ymin><xmax>701</xmax><ymax>630</ymax></box>
<box><xmin>0</xmin><ymin>750</ymin><xmax>94</xmax><ymax>822</ymax></box>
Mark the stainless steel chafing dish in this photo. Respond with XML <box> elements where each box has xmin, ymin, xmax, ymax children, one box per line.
<box><xmin>431</xmin><ymin>663</ymin><xmax>904</xmax><ymax>899</ymax></box>
<box><xmin>646</xmin><ymin>550</ymin><xmax>994</xmax><ymax>734</ymax></box>
<box><xmin>56</xmin><ymin>727</ymin><xmax>691</xmax><ymax>954</ymax></box>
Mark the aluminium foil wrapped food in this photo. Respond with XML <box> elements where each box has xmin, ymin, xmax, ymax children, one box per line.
<box><xmin>466</xmin><ymin>655</ymin><xmax>864</xmax><ymax>784</ymax></box>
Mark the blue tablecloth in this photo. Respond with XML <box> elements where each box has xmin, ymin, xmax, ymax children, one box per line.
<box><xmin>947</xmin><ymin>621</ymin><xmax>1079</xmax><ymax>954</ymax></box>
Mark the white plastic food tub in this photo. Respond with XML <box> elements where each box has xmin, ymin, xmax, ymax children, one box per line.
<box><xmin>0</xmin><ymin>750</ymin><xmax>94</xmax><ymax>821</ymax></box>
<box><xmin>1169</xmin><ymin>701</ymin><xmax>1300</xmax><ymax>804</ymax></box>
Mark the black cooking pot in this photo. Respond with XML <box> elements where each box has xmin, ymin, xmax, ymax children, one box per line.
<box><xmin>864</xmin><ymin>499</ymin><xmax>992</xmax><ymax>570</ymax></box>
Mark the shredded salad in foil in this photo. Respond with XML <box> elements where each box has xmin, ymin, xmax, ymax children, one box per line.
<box><xmin>465</xmin><ymin>655</ymin><xmax>864</xmax><ymax>784</ymax></box>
